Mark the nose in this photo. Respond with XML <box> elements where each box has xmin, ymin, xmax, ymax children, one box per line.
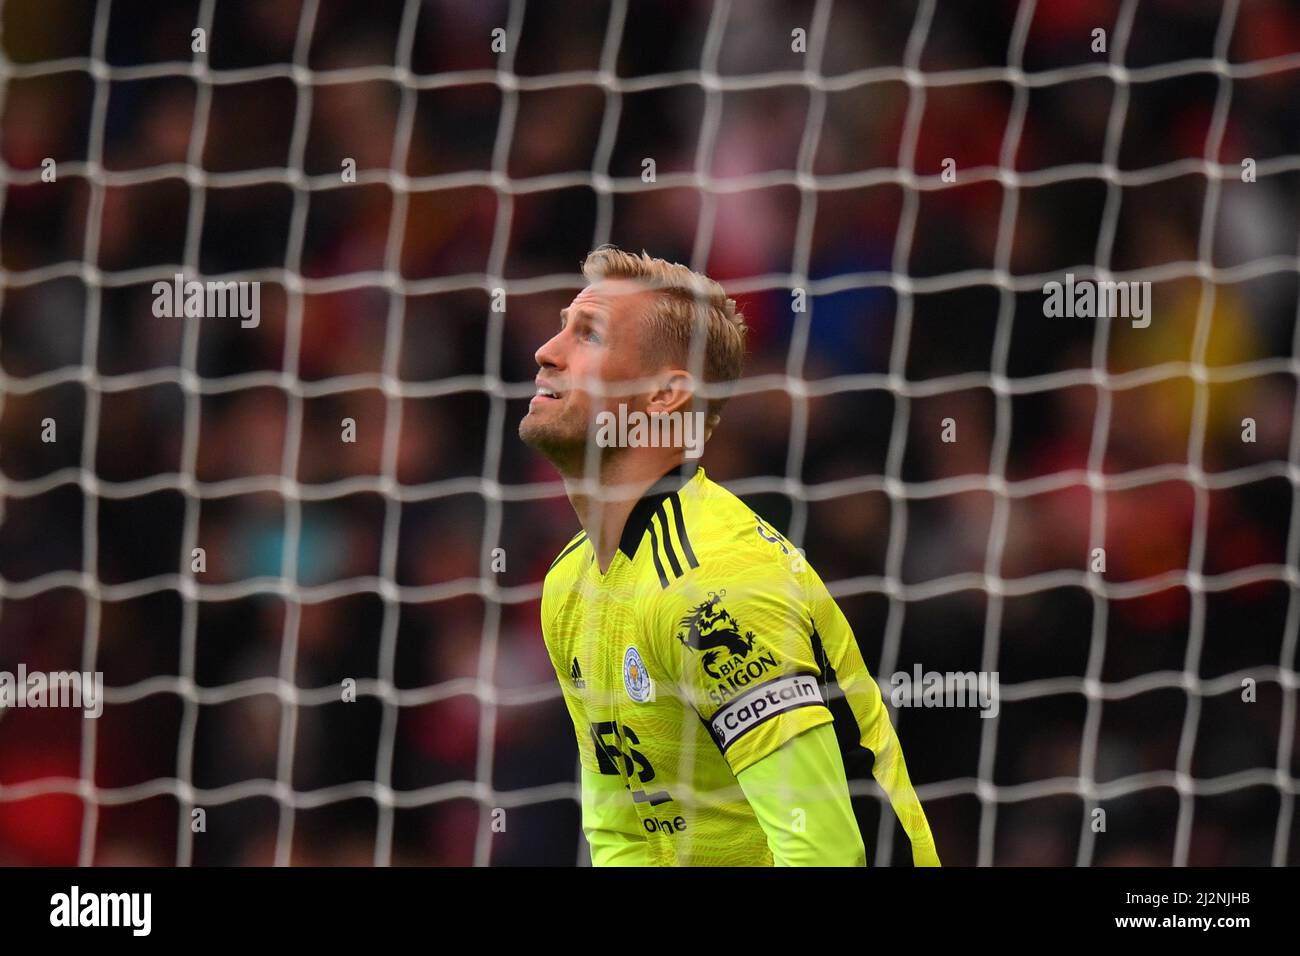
<box><xmin>535</xmin><ymin>326</ymin><xmax>565</xmax><ymax>371</ymax></box>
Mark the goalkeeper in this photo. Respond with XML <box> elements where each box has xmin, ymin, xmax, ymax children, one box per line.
<box><xmin>520</xmin><ymin>246</ymin><xmax>940</xmax><ymax>867</ymax></box>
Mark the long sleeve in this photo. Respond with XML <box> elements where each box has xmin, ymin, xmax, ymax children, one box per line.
<box><xmin>804</xmin><ymin>565</ymin><xmax>942</xmax><ymax>867</ymax></box>
<box><xmin>736</xmin><ymin>722</ymin><xmax>866</xmax><ymax>866</ymax></box>
<box><xmin>581</xmin><ymin>766</ymin><xmax>650</xmax><ymax>866</ymax></box>
<box><xmin>847</xmin><ymin>663</ymin><xmax>942</xmax><ymax>867</ymax></box>
<box><xmin>865</xmin><ymin>713</ymin><xmax>941</xmax><ymax>866</ymax></box>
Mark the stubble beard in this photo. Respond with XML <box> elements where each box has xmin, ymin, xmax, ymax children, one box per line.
<box><xmin>519</xmin><ymin>405</ymin><xmax>614</xmax><ymax>478</ymax></box>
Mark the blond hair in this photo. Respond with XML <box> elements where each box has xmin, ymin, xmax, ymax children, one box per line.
<box><xmin>581</xmin><ymin>245</ymin><xmax>746</xmax><ymax>435</ymax></box>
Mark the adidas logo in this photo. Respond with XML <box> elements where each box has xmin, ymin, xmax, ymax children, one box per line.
<box><xmin>570</xmin><ymin>658</ymin><xmax>585</xmax><ymax>689</ymax></box>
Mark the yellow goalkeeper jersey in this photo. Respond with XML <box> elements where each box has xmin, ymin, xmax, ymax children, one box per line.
<box><xmin>541</xmin><ymin>465</ymin><xmax>937</xmax><ymax>866</ymax></box>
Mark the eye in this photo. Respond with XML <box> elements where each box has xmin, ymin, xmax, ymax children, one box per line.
<box><xmin>581</xmin><ymin>326</ymin><xmax>602</xmax><ymax>344</ymax></box>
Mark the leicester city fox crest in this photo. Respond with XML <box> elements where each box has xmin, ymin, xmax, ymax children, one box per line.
<box><xmin>623</xmin><ymin>645</ymin><xmax>654</xmax><ymax>702</ymax></box>
<box><xmin>675</xmin><ymin>590</ymin><xmax>756</xmax><ymax>680</ymax></box>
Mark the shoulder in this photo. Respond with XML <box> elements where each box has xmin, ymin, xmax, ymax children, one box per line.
<box><xmin>547</xmin><ymin>529</ymin><xmax>589</xmax><ymax>575</ymax></box>
<box><xmin>649</xmin><ymin>473</ymin><xmax>809</xmax><ymax>621</ymax></box>
<box><xmin>682</xmin><ymin>471</ymin><xmax>806</xmax><ymax>582</ymax></box>
<box><xmin>541</xmin><ymin>530</ymin><xmax>589</xmax><ymax>614</ymax></box>
<box><xmin>645</xmin><ymin>480</ymin><xmax>826</xmax><ymax>721</ymax></box>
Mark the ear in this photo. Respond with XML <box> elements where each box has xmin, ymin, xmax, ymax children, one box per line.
<box><xmin>646</xmin><ymin>368</ymin><xmax>695</xmax><ymax>417</ymax></box>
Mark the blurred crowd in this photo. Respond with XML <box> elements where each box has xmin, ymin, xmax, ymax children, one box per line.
<box><xmin>1</xmin><ymin>0</ymin><xmax>1298</xmax><ymax>865</ymax></box>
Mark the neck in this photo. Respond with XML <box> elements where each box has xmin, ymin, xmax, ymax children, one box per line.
<box><xmin>564</xmin><ymin>452</ymin><xmax>686</xmax><ymax>573</ymax></box>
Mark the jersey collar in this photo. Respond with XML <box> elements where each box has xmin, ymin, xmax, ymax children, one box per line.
<box><xmin>617</xmin><ymin>462</ymin><xmax>701</xmax><ymax>560</ymax></box>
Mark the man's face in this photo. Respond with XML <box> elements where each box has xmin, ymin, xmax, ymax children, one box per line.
<box><xmin>519</xmin><ymin>279</ymin><xmax>657</xmax><ymax>473</ymax></box>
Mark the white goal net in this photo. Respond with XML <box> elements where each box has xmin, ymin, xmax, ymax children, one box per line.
<box><xmin>0</xmin><ymin>0</ymin><xmax>1297</xmax><ymax>867</ymax></box>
